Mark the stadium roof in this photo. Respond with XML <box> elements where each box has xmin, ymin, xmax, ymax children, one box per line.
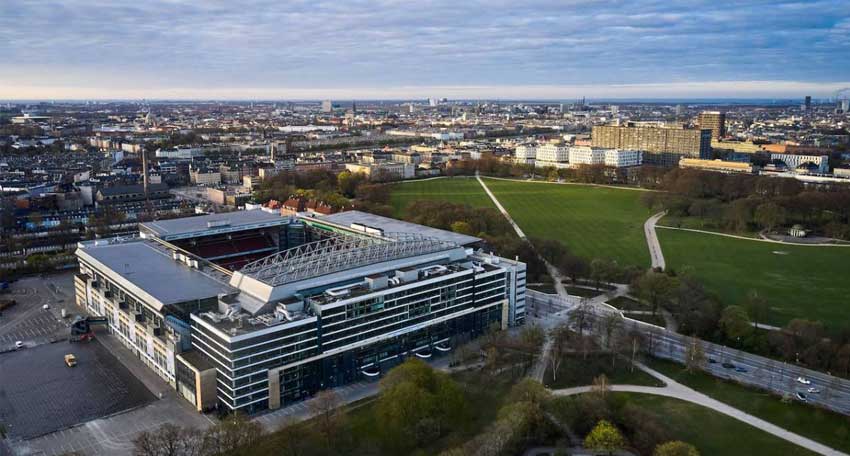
<box><xmin>77</xmin><ymin>240</ymin><xmax>232</xmax><ymax>310</ymax></box>
<box><xmin>141</xmin><ymin>209</ymin><xmax>289</xmax><ymax>241</ymax></box>
<box><xmin>319</xmin><ymin>210</ymin><xmax>481</xmax><ymax>246</ymax></box>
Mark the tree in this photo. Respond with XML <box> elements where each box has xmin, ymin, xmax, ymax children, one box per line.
<box><xmin>549</xmin><ymin>324</ymin><xmax>570</xmax><ymax>382</ymax></box>
<box><xmin>133</xmin><ymin>423</ymin><xmax>204</xmax><ymax>456</ymax></box>
<box><xmin>720</xmin><ymin>305</ymin><xmax>752</xmax><ymax>342</ymax></box>
<box><xmin>450</xmin><ymin>220</ymin><xmax>474</xmax><ymax>235</ymax></box>
<box><xmin>308</xmin><ymin>390</ymin><xmax>346</xmax><ymax>448</ymax></box>
<box><xmin>632</xmin><ymin>271</ymin><xmax>677</xmax><ymax>316</ymax></box>
<box><xmin>754</xmin><ymin>202</ymin><xmax>786</xmax><ymax>233</ymax></box>
<box><xmin>744</xmin><ymin>290</ymin><xmax>770</xmax><ymax>330</ymax></box>
<box><xmin>377</xmin><ymin>359</ymin><xmax>468</xmax><ymax>450</ymax></box>
<box><xmin>654</xmin><ymin>440</ymin><xmax>700</xmax><ymax>456</ymax></box>
<box><xmin>684</xmin><ymin>338</ymin><xmax>705</xmax><ymax>373</ymax></box>
<box><xmin>202</xmin><ymin>413</ymin><xmax>264</xmax><ymax>455</ymax></box>
<box><xmin>591</xmin><ymin>374</ymin><xmax>610</xmax><ymax>398</ymax></box>
<box><xmin>584</xmin><ymin>420</ymin><xmax>626</xmax><ymax>455</ymax></box>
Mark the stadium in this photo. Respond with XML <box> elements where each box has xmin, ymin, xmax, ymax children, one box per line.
<box><xmin>74</xmin><ymin>209</ymin><xmax>526</xmax><ymax>413</ymax></box>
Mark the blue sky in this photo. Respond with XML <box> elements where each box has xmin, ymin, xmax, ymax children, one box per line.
<box><xmin>1</xmin><ymin>0</ymin><xmax>849</xmax><ymax>99</ymax></box>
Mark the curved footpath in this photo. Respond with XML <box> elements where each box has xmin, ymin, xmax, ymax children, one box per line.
<box><xmin>644</xmin><ymin>211</ymin><xmax>667</xmax><ymax>270</ymax></box>
<box><xmin>657</xmin><ymin>225</ymin><xmax>850</xmax><ymax>247</ymax></box>
<box><xmin>552</xmin><ymin>362</ymin><xmax>846</xmax><ymax>456</ymax></box>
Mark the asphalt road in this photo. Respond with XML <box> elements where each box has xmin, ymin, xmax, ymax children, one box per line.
<box><xmin>527</xmin><ymin>289</ymin><xmax>850</xmax><ymax>416</ymax></box>
<box><xmin>649</xmin><ymin>331</ymin><xmax>850</xmax><ymax>415</ymax></box>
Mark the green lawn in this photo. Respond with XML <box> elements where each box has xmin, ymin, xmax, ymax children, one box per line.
<box><xmin>657</xmin><ymin>228</ymin><xmax>850</xmax><ymax>328</ymax></box>
<box><xmin>389</xmin><ymin>177</ymin><xmax>493</xmax><ymax>217</ymax></box>
<box><xmin>617</xmin><ymin>393</ymin><xmax>818</xmax><ymax>455</ymax></box>
<box><xmin>646</xmin><ymin>357</ymin><xmax>850</xmax><ymax>453</ymax></box>
<box><xmin>483</xmin><ymin>179</ymin><xmax>651</xmax><ymax>267</ymax></box>
<box><xmin>564</xmin><ymin>285</ymin><xmax>604</xmax><ymax>298</ymax></box>
<box><xmin>607</xmin><ymin>296</ymin><xmax>647</xmax><ymax>311</ymax></box>
<box><xmin>544</xmin><ymin>354</ymin><xmax>663</xmax><ymax>389</ymax></box>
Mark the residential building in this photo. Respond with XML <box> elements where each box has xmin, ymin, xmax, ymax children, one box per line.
<box><xmin>697</xmin><ymin>111</ymin><xmax>726</xmax><ymax>140</ymax></box>
<box><xmin>190</xmin><ymin>168</ymin><xmax>222</xmax><ymax>186</ymax></box>
<box><xmin>345</xmin><ymin>162</ymin><xmax>415</xmax><ymax>180</ymax></box>
<box><xmin>591</xmin><ymin>123</ymin><xmax>712</xmax><ymax>166</ymax></box>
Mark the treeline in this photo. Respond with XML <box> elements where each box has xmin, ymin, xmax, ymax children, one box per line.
<box><xmin>446</xmin><ymin>155</ymin><xmax>630</xmax><ymax>185</ymax></box>
<box><xmin>254</xmin><ymin>168</ymin><xmax>394</xmax><ymax>215</ymax></box>
<box><xmin>641</xmin><ymin>168</ymin><xmax>850</xmax><ymax>238</ymax></box>
<box><xmin>402</xmin><ymin>200</ymin><xmax>549</xmax><ymax>282</ymax></box>
<box><xmin>628</xmin><ymin>268</ymin><xmax>850</xmax><ymax>378</ymax></box>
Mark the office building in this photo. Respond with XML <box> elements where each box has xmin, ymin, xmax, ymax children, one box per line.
<box><xmin>514</xmin><ymin>144</ymin><xmax>537</xmax><ymax>162</ymax></box>
<box><xmin>603</xmin><ymin>149</ymin><xmax>642</xmax><ymax>168</ymax></box>
<box><xmin>321</xmin><ymin>100</ymin><xmax>332</xmax><ymax>113</ymax></box>
<box><xmin>770</xmin><ymin>153</ymin><xmax>829</xmax><ymax>174</ymax></box>
<box><xmin>805</xmin><ymin>96</ymin><xmax>812</xmax><ymax>111</ymax></box>
<box><xmin>680</xmin><ymin>158</ymin><xmax>754</xmax><ymax>174</ymax></box>
<box><xmin>697</xmin><ymin>111</ymin><xmax>726</xmax><ymax>140</ymax></box>
<box><xmin>592</xmin><ymin>123</ymin><xmax>711</xmax><ymax>166</ymax></box>
<box><xmin>568</xmin><ymin>146</ymin><xmax>605</xmax><ymax>165</ymax></box>
<box><xmin>535</xmin><ymin>143</ymin><xmax>569</xmax><ymax>163</ymax></box>
<box><xmin>74</xmin><ymin>210</ymin><xmax>526</xmax><ymax>413</ymax></box>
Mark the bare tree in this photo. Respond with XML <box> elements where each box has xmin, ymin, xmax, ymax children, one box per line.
<box><xmin>549</xmin><ymin>324</ymin><xmax>570</xmax><ymax>382</ymax></box>
<box><xmin>308</xmin><ymin>389</ymin><xmax>346</xmax><ymax>447</ymax></box>
<box><xmin>684</xmin><ymin>338</ymin><xmax>705</xmax><ymax>373</ymax></box>
<box><xmin>133</xmin><ymin>423</ymin><xmax>204</xmax><ymax>456</ymax></box>
<box><xmin>591</xmin><ymin>374</ymin><xmax>610</xmax><ymax>398</ymax></box>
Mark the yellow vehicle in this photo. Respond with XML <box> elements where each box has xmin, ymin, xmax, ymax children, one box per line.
<box><xmin>64</xmin><ymin>353</ymin><xmax>77</xmax><ymax>367</ymax></box>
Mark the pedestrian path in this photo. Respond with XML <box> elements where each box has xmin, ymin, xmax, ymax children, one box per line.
<box><xmin>644</xmin><ymin>211</ymin><xmax>666</xmax><ymax>270</ymax></box>
<box><xmin>550</xmin><ymin>362</ymin><xmax>846</xmax><ymax>456</ymax></box>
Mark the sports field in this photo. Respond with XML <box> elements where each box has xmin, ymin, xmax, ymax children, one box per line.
<box><xmin>389</xmin><ymin>177</ymin><xmax>493</xmax><ymax>217</ymax></box>
<box><xmin>657</xmin><ymin>228</ymin><xmax>850</xmax><ymax>328</ymax></box>
<box><xmin>483</xmin><ymin>178</ymin><xmax>651</xmax><ymax>267</ymax></box>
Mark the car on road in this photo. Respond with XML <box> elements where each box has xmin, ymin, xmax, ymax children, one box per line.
<box><xmin>807</xmin><ymin>387</ymin><xmax>821</xmax><ymax>394</ymax></box>
<box><xmin>64</xmin><ymin>353</ymin><xmax>77</xmax><ymax>367</ymax></box>
<box><xmin>735</xmin><ymin>366</ymin><xmax>748</xmax><ymax>373</ymax></box>
<box><xmin>708</xmin><ymin>358</ymin><xmax>717</xmax><ymax>364</ymax></box>
<box><xmin>15</xmin><ymin>341</ymin><xmax>23</xmax><ymax>349</ymax></box>
<box><xmin>722</xmin><ymin>362</ymin><xmax>735</xmax><ymax>369</ymax></box>
<box><xmin>796</xmin><ymin>392</ymin><xmax>808</xmax><ymax>402</ymax></box>
<box><xmin>797</xmin><ymin>377</ymin><xmax>811</xmax><ymax>385</ymax></box>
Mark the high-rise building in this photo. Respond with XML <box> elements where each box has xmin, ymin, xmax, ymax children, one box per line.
<box><xmin>697</xmin><ymin>111</ymin><xmax>726</xmax><ymax>140</ymax></box>
<box><xmin>321</xmin><ymin>100</ymin><xmax>332</xmax><ymax>113</ymax></box>
<box><xmin>592</xmin><ymin>123</ymin><xmax>711</xmax><ymax>167</ymax></box>
<box><xmin>805</xmin><ymin>95</ymin><xmax>812</xmax><ymax>111</ymax></box>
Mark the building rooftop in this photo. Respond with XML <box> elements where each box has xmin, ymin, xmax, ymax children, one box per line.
<box><xmin>319</xmin><ymin>210</ymin><xmax>481</xmax><ymax>246</ymax></box>
<box><xmin>77</xmin><ymin>240</ymin><xmax>233</xmax><ymax>311</ymax></box>
<box><xmin>140</xmin><ymin>209</ymin><xmax>289</xmax><ymax>241</ymax></box>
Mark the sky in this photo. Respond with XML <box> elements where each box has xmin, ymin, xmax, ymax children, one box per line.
<box><xmin>1</xmin><ymin>0</ymin><xmax>849</xmax><ymax>100</ymax></box>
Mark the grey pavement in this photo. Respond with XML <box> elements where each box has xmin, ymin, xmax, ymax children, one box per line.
<box><xmin>644</xmin><ymin>211</ymin><xmax>667</xmax><ymax>270</ymax></box>
<box><xmin>551</xmin><ymin>362</ymin><xmax>847</xmax><ymax>456</ymax></box>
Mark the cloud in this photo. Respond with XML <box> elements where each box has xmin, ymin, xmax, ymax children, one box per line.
<box><xmin>0</xmin><ymin>0</ymin><xmax>848</xmax><ymax>98</ymax></box>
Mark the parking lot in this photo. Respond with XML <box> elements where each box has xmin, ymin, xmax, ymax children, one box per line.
<box><xmin>0</xmin><ymin>338</ymin><xmax>154</xmax><ymax>440</ymax></box>
<box><xmin>0</xmin><ymin>272</ymin><xmax>77</xmax><ymax>352</ymax></box>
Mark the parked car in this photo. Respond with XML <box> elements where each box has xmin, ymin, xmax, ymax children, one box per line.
<box><xmin>735</xmin><ymin>366</ymin><xmax>748</xmax><ymax>373</ymax></box>
<box><xmin>797</xmin><ymin>377</ymin><xmax>811</xmax><ymax>385</ymax></box>
<box><xmin>807</xmin><ymin>387</ymin><xmax>821</xmax><ymax>394</ymax></box>
<box><xmin>708</xmin><ymin>358</ymin><xmax>718</xmax><ymax>364</ymax></box>
<box><xmin>14</xmin><ymin>341</ymin><xmax>23</xmax><ymax>349</ymax></box>
<box><xmin>722</xmin><ymin>362</ymin><xmax>735</xmax><ymax>369</ymax></box>
<box><xmin>64</xmin><ymin>353</ymin><xmax>77</xmax><ymax>367</ymax></box>
<box><xmin>796</xmin><ymin>392</ymin><xmax>808</xmax><ymax>402</ymax></box>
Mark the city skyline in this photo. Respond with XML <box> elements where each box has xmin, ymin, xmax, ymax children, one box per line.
<box><xmin>1</xmin><ymin>0</ymin><xmax>849</xmax><ymax>100</ymax></box>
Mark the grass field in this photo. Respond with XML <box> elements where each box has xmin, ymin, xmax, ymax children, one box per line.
<box><xmin>544</xmin><ymin>354</ymin><xmax>663</xmax><ymax>389</ymax></box>
<box><xmin>389</xmin><ymin>177</ymin><xmax>493</xmax><ymax>217</ymax></box>
<box><xmin>483</xmin><ymin>178</ymin><xmax>651</xmax><ymax>267</ymax></box>
<box><xmin>657</xmin><ymin>228</ymin><xmax>850</xmax><ymax>328</ymax></box>
<box><xmin>616</xmin><ymin>393</ymin><xmax>817</xmax><ymax>455</ymax></box>
<box><xmin>647</xmin><ymin>357</ymin><xmax>850</xmax><ymax>453</ymax></box>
